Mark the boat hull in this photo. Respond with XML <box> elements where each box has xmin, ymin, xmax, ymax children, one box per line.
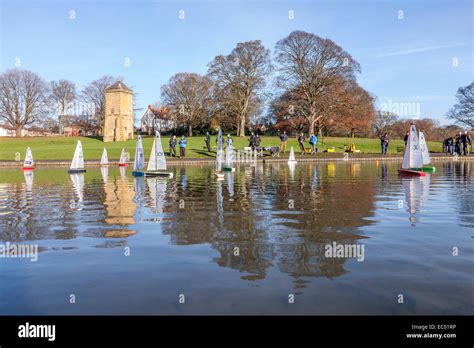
<box><xmin>398</xmin><ymin>168</ymin><xmax>426</xmax><ymax>176</ymax></box>
<box><xmin>22</xmin><ymin>167</ymin><xmax>35</xmax><ymax>171</ymax></box>
<box><xmin>287</xmin><ymin>160</ymin><xmax>297</xmax><ymax>164</ymax></box>
<box><xmin>145</xmin><ymin>171</ymin><xmax>173</xmax><ymax>178</ymax></box>
<box><xmin>118</xmin><ymin>163</ymin><xmax>127</xmax><ymax>167</ymax></box>
<box><xmin>68</xmin><ymin>169</ymin><xmax>86</xmax><ymax>174</ymax></box>
<box><xmin>422</xmin><ymin>165</ymin><xmax>436</xmax><ymax>172</ymax></box>
<box><xmin>132</xmin><ymin>171</ymin><xmax>144</xmax><ymax>177</ymax></box>
<box><xmin>223</xmin><ymin>167</ymin><xmax>235</xmax><ymax>172</ymax></box>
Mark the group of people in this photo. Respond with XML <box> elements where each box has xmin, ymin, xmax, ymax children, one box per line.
<box><xmin>296</xmin><ymin>132</ymin><xmax>318</xmax><ymax>155</ymax></box>
<box><xmin>444</xmin><ymin>131</ymin><xmax>472</xmax><ymax>156</ymax></box>
<box><xmin>168</xmin><ymin>135</ymin><xmax>188</xmax><ymax>158</ymax></box>
<box><xmin>379</xmin><ymin>130</ymin><xmax>473</xmax><ymax>156</ymax></box>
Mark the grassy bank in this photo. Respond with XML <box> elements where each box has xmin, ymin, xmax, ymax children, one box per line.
<box><xmin>0</xmin><ymin>135</ymin><xmax>444</xmax><ymax>161</ymax></box>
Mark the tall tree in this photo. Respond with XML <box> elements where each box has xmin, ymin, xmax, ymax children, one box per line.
<box><xmin>161</xmin><ymin>73</ymin><xmax>213</xmax><ymax>136</ymax></box>
<box><xmin>50</xmin><ymin>79</ymin><xmax>76</xmax><ymax>116</ymax></box>
<box><xmin>447</xmin><ymin>82</ymin><xmax>474</xmax><ymax>128</ymax></box>
<box><xmin>373</xmin><ymin>110</ymin><xmax>398</xmax><ymax>137</ymax></box>
<box><xmin>81</xmin><ymin>75</ymin><xmax>116</xmax><ymax>132</ymax></box>
<box><xmin>0</xmin><ymin>68</ymin><xmax>50</xmax><ymax>136</ymax></box>
<box><xmin>207</xmin><ymin>40</ymin><xmax>272</xmax><ymax>136</ymax></box>
<box><xmin>274</xmin><ymin>30</ymin><xmax>360</xmax><ymax>133</ymax></box>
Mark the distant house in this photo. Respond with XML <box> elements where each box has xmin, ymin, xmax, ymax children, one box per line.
<box><xmin>140</xmin><ymin>105</ymin><xmax>174</xmax><ymax>135</ymax></box>
<box><xmin>0</xmin><ymin>124</ymin><xmax>17</xmax><ymax>137</ymax></box>
<box><xmin>59</xmin><ymin>115</ymin><xmax>84</xmax><ymax>136</ymax></box>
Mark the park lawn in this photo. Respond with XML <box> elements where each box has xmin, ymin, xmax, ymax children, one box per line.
<box><xmin>0</xmin><ymin>135</ymin><xmax>444</xmax><ymax>161</ymax></box>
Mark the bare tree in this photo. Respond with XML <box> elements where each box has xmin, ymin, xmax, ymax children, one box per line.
<box><xmin>50</xmin><ymin>79</ymin><xmax>76</xmax><ymax>116</ymax></box>
<box><xmin>447</xmin><ymin>82</ymin><xmax>474</xmax><ymax>128</ymax></box>
<box><xmin>161</xmin><ymin>73</ymin><xmax>213</xmax><ymax>136</ymax></box>
<box><xmin>274</xmin><ymin>31</ymin><xmax>360</xmax><ymax>133</ymax></box>
<box><xmin>0</xmin><ymin>68</ymin><xmax>50</xmax><ymax>136</ymax></box>
<box><xmin>207</xmin><ymin>40</ymin><xmax>272</xmax><ymax>136</ymax></box>
<box><xmin>373</xmin><ymin>110</ymin><xmax>398</xmax><ymax>137</ymax></box>
<box><xmin>81</xmin><ymin>75</ymin><xmax>116</xmax><ymax>133</ymax></box>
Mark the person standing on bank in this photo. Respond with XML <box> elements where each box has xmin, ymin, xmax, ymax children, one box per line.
<box><xmin>169</xmin><ymin>135</ymin><xmax>177</xmax><ymax>157</ymax></box>
<box><xmin>309</xmin><ymin>132</ymin><xmax>317</xmax><ymax>155</ymax></box>
<box><xmin>381</xmin><ymin>133</ymin><xmax>390</xmax><ymax>155</ymax></box>
<box><xmin>179</xmin><ymin>135</ymin><xmax>187</xmax><ymax>158</ymax></box>
<box><xmin>205</xmin><ymin>131</ymin><xmax>211</xmax><ymax>152</ymax></box>
<box><xmin>461</xmin><ymin>131</ymin><xmax>471</xmax><ymax>156</ymax></box>
<box><xmin>279</xmin><ymin>131</ymin><xmax>288</xmax><ymax>153</ymax></box>
<box><xmin>298</xmin><ymin>133</ymin><xmax>306</xmax><ymax>154</ymax></box>
<box><xmin>226</xmin><ymin>134</ymin><xmax>233</xmax><ymax>148</ymax></box>
<box><xmin>249</xmin><ymin>132</ymin><xmax>256</xmax><ymax>150</ymax></box>
<box><xmin>403</xmin><ymin>131</ymin><xmax>409</xmax><ymax>146</ymax></box>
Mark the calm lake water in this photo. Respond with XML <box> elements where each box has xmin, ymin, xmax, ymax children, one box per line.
<box><xmin>0</xmin><ymin>161</ymin><xmax>472</xmax><ymax>315</ymax></box>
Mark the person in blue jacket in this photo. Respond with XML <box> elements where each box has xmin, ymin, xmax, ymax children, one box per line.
<box><xmin>309</xmin><ymin>132</ymin><xmax>318</xmax><ymax>155</ymax></box>
<box><xmin>179</xmin><ymin>135</ymin><xmax>187</xmax><ymax>158</ymax></box>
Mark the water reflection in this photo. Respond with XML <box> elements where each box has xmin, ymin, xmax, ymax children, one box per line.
<box><xmin>0</xmin><ymin>161</ymin><xmax>472</xmax><ymax>312</ymax></box>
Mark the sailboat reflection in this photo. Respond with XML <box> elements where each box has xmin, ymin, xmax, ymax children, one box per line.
<box><xmin>101</xmin><ymin>166</ymin><xmax>108</xmax><ymax>183</ymax></box>
<box><xmin>23</xmin><ymin>170</ymin><xmax>34</xmax><ymax>192</ymax></box>
<box><xmin>146</xmin><ymin>176</ymin><xmax>167</xmax><ymax>222</ymax></box>
<box><xmin>216</xmin><ymin>178</ymin><xmax>224</xmax><ymax>225</ymax></box>
<box><xmin>69</xmin><ymin>173</ymin><xmax>84</xmax><ymax>210</ymax></box>
<box><xmin>402</xmin><ymin>174</ymin><xmax>431</xmax><ymax>225</ymax></box>
<box><xmin>225</xmin><ymin>171</ymin><xmax>234</xmax><ymax>200</ymax></box>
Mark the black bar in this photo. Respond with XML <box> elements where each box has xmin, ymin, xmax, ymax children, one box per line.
<box><xmin>0</xmin><ymin>315</ymin><xmax>471</xmax><ymax>346</ymax></box>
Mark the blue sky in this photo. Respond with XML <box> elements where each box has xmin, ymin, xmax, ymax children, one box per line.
<box><xmin>0</xmin><ymin>0</ymin><xmax>472</xmax><ymax>124</ymax></box>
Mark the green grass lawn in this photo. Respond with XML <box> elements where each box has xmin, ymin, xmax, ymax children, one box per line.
<box><xmin>0</xmin><ymin>135</ymin><xmax>444</xmax><ymax>161</ymax></box>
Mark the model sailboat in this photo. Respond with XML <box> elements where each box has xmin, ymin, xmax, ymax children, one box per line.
<box><xmin>132</xmin><ymin>135</ymin><xmax>146</xmax><ymax>177</ymax></box>
<box><xmin>215</xmin><ymin>128</ymin><xmax>225</xmax><ymax>178</ymax></box>
<box><xmin>22</xmin><ymin>147</ymin><xmax>35</xmax><ymax>170</ymax></box>
<box><xmin>100</xmin><ymin>148</ymin><xmax>108</xmax><ymax>166</ymax></box>
<box><xmin>288</xmin><ymin>146</ymin><xmax>297</xmax><ymax>164</ymax></box>
<box><xmin>398</xmin><ymin>124</ymin><xmax>426</xmax><ymax>176</ymax></box>
<box><xmin>223</xmin><ymin>141</ymin><xmax>235</xmax><ymax>172</ymax></box>
<box><xmin>419</xmin><ymin>131</ymin><xmax>436</xmax><ymax>172</ymax></box>
<box><xmin>118</xmin><ymin>148</ymin><xmax>127</xmax><ymax>167</ymax></box>
<box><xmin>145</xmin><ymin>131</ymin><xmax>173</xmax><ymax>178</ymax></box>
<box><xmin>68</xmin><ymin>140</ymin><xmax>86</xmax><ymax>174</ymax></box>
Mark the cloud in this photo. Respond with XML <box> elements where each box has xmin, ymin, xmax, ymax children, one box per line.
<box><xmin>373</xmin><ymin>42</ymin><xmax>471</xmax><ymax>58</ymax></box>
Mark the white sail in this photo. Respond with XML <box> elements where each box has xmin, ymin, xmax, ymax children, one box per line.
<box><xmin>23</xmin><ymin>147</ymin><xmax>34</xmax><ymax>168</ymax></box>
<box><xmin>147</xmin><ymin>131</ymin><xmax>167</xmax><ymax>171</ymax></box>
<box><xmin>288</xmin><ymin>146</ymin><xmax>297</xmax><ymax>163</ymax></box>
<box><xmin>70</xmin><ymin>141</ymin><xmax>85</xmax><ymax>170</ymax></box>
<box><xmin>100</xmin><ymin>148</ymin><xmax>108</xmax><ymax>165</ymax></box>
<box><xmin>224</xmin><ymin>143</ymin><xmax>234</xmax><ymax>168</ymax></box>
<box><xmin>419</xmin><ymin>131</ymin><xmax>431</xmax><ymax>165</ymax></box>
<box><xmin>216</xmin><ymin>129</ymin><xmax>223</xmax><ymax>172</ymax></box>
<box><xmin>133</xmin><ymin>135</ymin><xmax>146</xmax><ymax>171</ymax></box>
<box><xmin>119</xmin><ymin>148</ymin><xmax>127</xmax><ymax>165</ymax></box>
<box><xmin>402</xmin><ymin>125</ymin><xmax>423</xmax><ymax>169</ymax></box>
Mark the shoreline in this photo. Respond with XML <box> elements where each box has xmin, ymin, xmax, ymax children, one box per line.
<box><xmin>1</xmin><ymin>153</ymin><xmax>472</xmax><ymax>167</ymax></box>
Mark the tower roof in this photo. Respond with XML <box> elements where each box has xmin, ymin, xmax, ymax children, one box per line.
<box><xmin>105</xmin><ymin>81</ymin><xmax>132</xmax><ymax>92</ymax></box>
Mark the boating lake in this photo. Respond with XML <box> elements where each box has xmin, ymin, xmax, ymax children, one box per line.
<box><xmin>0</xmin><ymin>160</ymin><xmax>472</xmax><ymax>315</ymax></box>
